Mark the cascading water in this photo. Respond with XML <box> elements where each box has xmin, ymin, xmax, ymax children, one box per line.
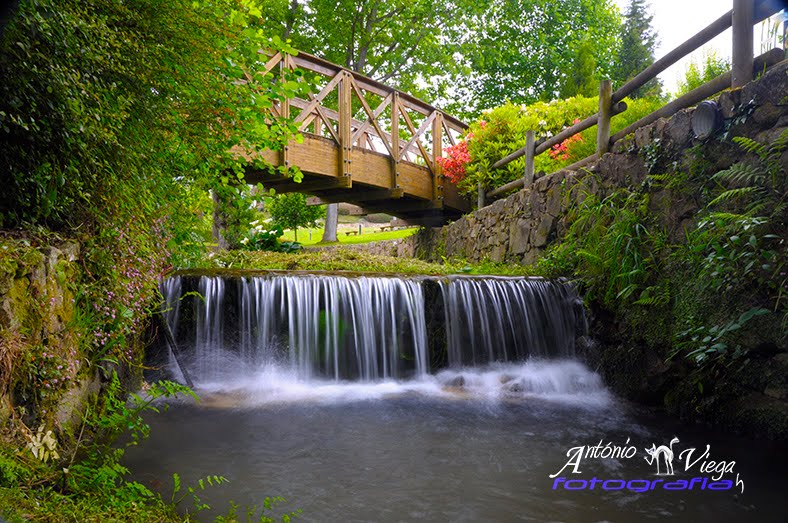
<box><xmin>156</xmin><ymin>272</ymin><xmax>596</xmax><ymax>399</ymax></box>
<box><xmin>440</xmin><ymin>276</ymin><xmax>582</xmax><ymax>366</ymax></box>
<box><xmin>235</xmin><ymin>275</ymin><xmax>428</xmax><ymax>380</ymax></box>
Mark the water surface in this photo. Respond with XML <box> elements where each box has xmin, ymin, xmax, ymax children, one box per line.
<box><xmin>126</xmin><ymin>361</ymin><xmax>785</xmax><ymax>523</ymax></box>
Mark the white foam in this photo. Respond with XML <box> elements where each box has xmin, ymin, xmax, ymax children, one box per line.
<box><xmin>190</xmin><ymin>359</ymin><xmax>611</xmax><ymax>409</ymax></box>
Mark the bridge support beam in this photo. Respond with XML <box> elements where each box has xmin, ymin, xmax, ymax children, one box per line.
<box><xmin>264</xmin><ymin>176</ymin><xmax>352</xmax><ymax>194</ymax></box>
<box><xmin>306</xmin><ymin>188</ymin><xmax>404</xmax><ymax>205</ymax></box>
<box><xmin>356</xmin><ymin>199</ymin><xmax>441</xmax><ymax>215</ymax></box>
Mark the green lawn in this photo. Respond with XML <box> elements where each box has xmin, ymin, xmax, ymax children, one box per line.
<box><xmin>281</xmin><ymin>226</ymin><xmax>418</xmax><ymax>246</ymax></box>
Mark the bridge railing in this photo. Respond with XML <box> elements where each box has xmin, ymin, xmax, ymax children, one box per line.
<box><xmin>483</xmin><ymin>0</ymin><xmax>785</xmax><ymax>204</ymax></box>
<box><xmin>261</xmin><ymin>50</ymin><xmax>467</xmax><ymax>202</ymax></box>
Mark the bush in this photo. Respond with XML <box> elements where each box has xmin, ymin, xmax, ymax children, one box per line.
<box><xmin>459</xmin><ymin>96</ymin><xmax>664</xmax><ymax>195</ymax></box>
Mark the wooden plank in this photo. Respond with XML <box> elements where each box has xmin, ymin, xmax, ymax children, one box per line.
<box><xmin>391</xmin><ymin>93</ymin><xmax>400</xmax><ymax>190</ymax></box>
<box><xmin>596</xmin><ymin>79</ymin><xmax>613</xmax><ymax>155</ymax></box>
<box><xmin>442</xmin><ymin>179</ymin><xmax>472</xmax><ymax>213</ymax></box>
<box><xmin>262</xmin><ymin>52</ymin><xmax>282</xmax><ymax>75</ymax></box>
<box><xmin>358</xmin><ymin>199</ymin><xmax>441</xmax><ymax>214</ymax></box>
<box><xmin>432</xmin><ymin>112</ymin><xmax>443</xmax><ymax>205</ymax></box>
<box><xmin>294</xmin><ymin>71</ymin><xmax>343</xmax><ymax>126</ymax></box>
<box><xmin>313</xmin><ymin>104</ymin><xmax>340</xmax><ymax>143</ymax></box>
<box><xmin>443</xmin><ymin>120</ymin><xmax>457</xmax><ymax>146</ymax></box>
<box><xmin>349</xmin><ymin>148</ymin><xmax>395</xmax><ymax>188</ymax></box>
<box><xmin>276</xmin><ymin>135</ymin><xmax>340</xmax><ymax>179</ymax></box>
<box><xmin>398</xmin><ymin>108</ymin><xmax>436</xmax><ymax>167</ymax></box>
<box><xmin>339</xmin><ymin>72</ymin><xmax>352</xmax><ymax>179</ymax></box>
<box><xmin>291</xmin><ymin>54</ymin><xmax>343</xmax><ymax>78</ymax></box>
<box><xmin>351</xmin><ymin>92</ymin><xmax>393</xmax><ymax>144</ymax></box>
<box><xmin>397</xmin><ymin>161</ymin><xmax>433</xmax><ymax>200</ymax></box>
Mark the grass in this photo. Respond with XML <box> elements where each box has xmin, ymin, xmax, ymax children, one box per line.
<box><xmin>280</xmin><ymin>226</ymin><xmax>419</xmax><ymax>246</ymax></box>
<box><xmin>190</xmin><ymin>249</ymin><xmax>533</xmax><ymax>276</ymax></box>
<box><xmin>0</xmin><ymin>486</ymin><xmax>177</xmax><ymax>523</ymax></box>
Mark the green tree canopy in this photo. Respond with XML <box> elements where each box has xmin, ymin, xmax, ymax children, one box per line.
<box><xmin>453</xmin><ymin>0</ymin><xmax>622</xmax><ymax>115</ymax></box>
<box><xmin>256</xmin><ymin>0</ymin><xmax>623</xmax><ymax>118</ymax></box>
<box><xmin>0</xmin><ymin>0</ymin><xmax>304</xmax><ymax>231</ymax></box>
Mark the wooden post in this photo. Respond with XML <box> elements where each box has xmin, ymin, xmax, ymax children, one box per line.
<box><xmin>596</xmin><ymin>79</ymin><xmax>613</xmax><ymax>156</ymax></box>
<box><xmin>477</xmin><ymin>182</ymin><xmax>485</xmax><ymax>209</ymax></box>
<box><xmin>732</xmin><ymin>0</ymin><xmax>754</xmax><ymax>88</ymax></box>
<box><xmin>523</xmin><ymin>130</ymin><xmax>535</xmax><ymax>189</ymax></box>
<box><xmin>391</xmin><ymin>93</ymin><xmax>400</xmax><ymax>189</ymax></box>
<box><xmin>338</xmin><ymin>71</ymin><xmax>352</xmax><ymax>179</ymax></box>
<box><xmin>432</xmin><ymin>111</ymin><xmax>444</xmax><ymax>205</ymax></box>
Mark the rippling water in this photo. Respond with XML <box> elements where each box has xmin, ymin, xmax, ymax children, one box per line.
<box><xmin>125</xmin><ymin>361</ymin><xmax>785</xmax><ymax>523</ymax></box>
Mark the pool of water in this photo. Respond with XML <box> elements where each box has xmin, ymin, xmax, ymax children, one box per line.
<box><xmin>125</xmin><ymin>361</ymin><xmax>786</xmax><ymax>522</ymax></box>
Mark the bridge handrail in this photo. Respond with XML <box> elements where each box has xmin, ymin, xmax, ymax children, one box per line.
<box><xmin>484</xmin><ymin>0</ymin><xmax>784</xmax><ymax>202</ymax></box>
<box><xmin>261</xmin><ymin>50</ymin><xmax>466</xmax><ymax>168</ymax></box>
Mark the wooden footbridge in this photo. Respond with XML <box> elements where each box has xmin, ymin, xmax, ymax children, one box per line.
<box><xmin>243</xmin><ymin>51</ymin><xmax>471</xmax><ymax>225</ymax></box>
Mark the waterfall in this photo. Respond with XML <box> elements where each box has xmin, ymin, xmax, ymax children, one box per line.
<box><xmin>440</xmin><ymin>276</ymin><xmax>581</xmax><ymax>367</ymax></box>
<box><xmin>159</xmin><ymin>273</ymin><xmax>584</xmax><ymax>383</ymax></box>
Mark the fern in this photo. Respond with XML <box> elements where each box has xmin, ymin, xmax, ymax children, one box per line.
<box><xmin>713</xmin><ymin>163</ymin><xmax>763</xmax><ymax>187</ymax></box>
<box><xmin>709</xmin><ymin>130</ymin><xmax>787</xmax><ymax>220</ymax></box>
<box><xmin>731</xmin><ymin>135</ymin><xmax>767</xmax><ymax>156</ymax></box>
<box><xmin>707</xmin><ymin>186</ymin><xmax>759</xmax><ymax>207</ymax></box>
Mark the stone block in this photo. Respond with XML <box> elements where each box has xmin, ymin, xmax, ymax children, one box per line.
<box><xmin>509</xmin><ymin>219</ymin><xmax>530</xmax><ymax>254</ymax></box>
<box><xmin>665</xmin><ymin>109</ymin><xmax>693</xmax><ymax>146</ymax></box>
<box><xmin>532</xmin><ymin>215</ymin><xmax>554</xmax><ymax>247</ymax></box>
<box><xmin>718</xmin><ymin>89</ymin><xmax>740</xmax><ymax>119</ymax></box>
<box><xmin>752</xmin><ymin>103</ymin><xmax>782</xmax><ymax>127</ymax></box>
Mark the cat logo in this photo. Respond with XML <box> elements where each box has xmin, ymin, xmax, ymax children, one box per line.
<box><xmin>644</xmin><ymin>437</ymin><xmax>680</xmax><ymax>475</ymax></box>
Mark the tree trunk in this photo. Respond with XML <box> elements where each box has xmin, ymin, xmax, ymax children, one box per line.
<box><xmin>212</xmin><ymin>190</ymin><xmax>230</xmax><ymax>250</ymax></box>
<box><xmin>294</xmin><ymin>227</ymin><xmax>298</xmax><ymax>243</ymax></box>
<box><xmin>321</xmin><ymin>203</ymin><xmax>339</xmax><ymax>242</ymax></box>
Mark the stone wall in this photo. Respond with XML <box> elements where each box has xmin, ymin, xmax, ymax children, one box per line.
<box><xmin>348</xmin><ymin>60</ymin><xmax>788</xmax><ymax>267</ymax></box>
<box><xmin>0</xmin><ymin>240</ymin><xmax>101</xmax><ymax>435</ymax></box>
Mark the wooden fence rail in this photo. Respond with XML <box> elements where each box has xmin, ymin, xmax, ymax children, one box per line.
<box><xmin>484</xmin><ymin>0</ymin><xmax>784</xmax><ymax>203</ymax></box>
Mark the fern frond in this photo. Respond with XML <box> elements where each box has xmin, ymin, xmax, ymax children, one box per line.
<box><xmin>708</xmin><ymin>186</ymin><xmax>758</xmax><ymax>207</ymax></box>
<box><xmin>712</xmin><ymin>163</ymin><xmax>764</xmax><ymax>187</ymax></box>
<box><xmin>769</xmin><ymin>129</ymin><xmax>788</xmax><ymax>152</ymax></box>
<box><xmin>732</xmin><ymin>135</ymin><xmax>766</xmax><ymax>156</ymax></box>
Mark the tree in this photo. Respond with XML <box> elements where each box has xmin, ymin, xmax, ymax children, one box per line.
<box><xmin>454</xmin><ymin>0</ymin><xmax>622</xmax><ymax>115</ymax></box>
<box><xmin>674</xmin><ymin>50</ymin><xmax>729</xmax><ymax>97</ymax></box>
<box><xmin>261</xmin><ymin>0</ymin><xmax>474</xmax><ymax>99</ymax></box>
<box><xmin>613</xmin><ymin>0</ymin><xmax>662</xmax><ymax>98</ymax></box>
<box><xmin>268</xmin><ymin>193</ymin><xmax>325</xmax><ymax>242</ymax></box>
